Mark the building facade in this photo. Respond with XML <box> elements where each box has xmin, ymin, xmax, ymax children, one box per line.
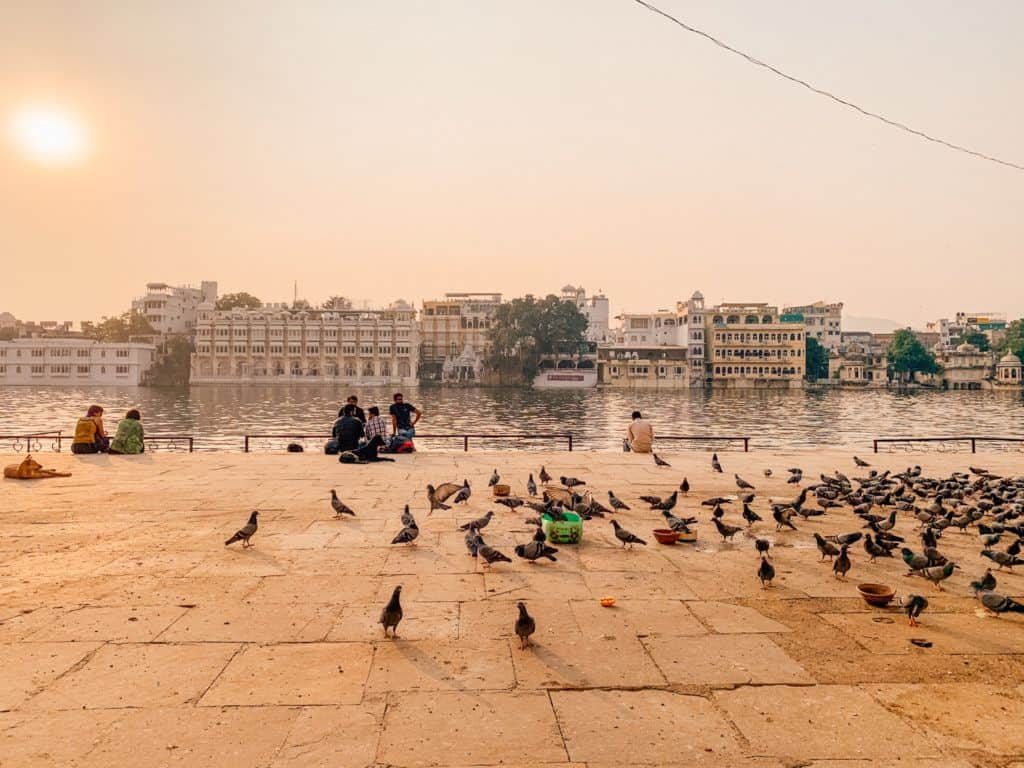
<box><xmin>132</xmin><ymin>281</ymin><xmax>218</xmax><ymax>336</ymax></box>
<box><xmin>189</xmin><ymin>302</ymin><xmax>418</xmax><ymax>385</ymax></box>
<box><xmin>675</xmin><ymin>291</ymin><xmax>707</xmax><ymax>387</ymax></box>
<box><xmin>828</xmin><ymin>337</ymin><xmax>888</xmax><ymax>386</ymax></box>
<box><xmin>705</xmin><ymin>303</ymin><xmax>805</xmax><ymax>388</ymax></box>
<box><xmin>418</xmin><ymin>293</ymin><xmax>502</xmax><ymax>383</ymax></box>
<box><xmin>0</xmin><ymin>339</ymin><xmax>156</xmax><ymax>385</ymax></box>
<box><xmin>927</xmin><ymin>312</ymin><xmax>1007</xmax><ymax>352</ymax></box>
<box><xmin>597</xmin><ymin>345</ymin><xmax>690</xmax><ymax>389</ymax></box>
<box><xmin>782</xmin><ymin>301</ymin><xmax>843</xmax><ymax>350</ymax></box>
<box><xmin>560</xmin><ymin>285</ymin><xmax>611</xmax><ymax>343</ymax></box>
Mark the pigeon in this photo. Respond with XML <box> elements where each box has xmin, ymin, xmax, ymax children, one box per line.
<box><xmin>514</xmin><ymin>602</ymin><xmax>536</xmax><ymax>649</ymax></box>
<box><xmin>974</xmin><ymin>589</ymin><xmax>1024</xmax><ymax>616</ymax></box>
<box><xmin>900</xmin><ymin>547</ymin><xmax>929</xmax><ymax>572</ymax></box>
<box><xmin>561</xmin><ymin>475</ymin><xmax>585</xmax><ymax>488</ymax></box>
<box><xmin>477</xmin><ymin>544</ymin><xmax>512</xmax><ymax>568</ymax></box>
<box><xmin>427</xmin><ymin>484</ymin><xmax>451</xmax><ymax>513</ymax></box>
<box><xmin>225</xmin><ymin>511</ymin><xmax>259</xmax><ymax>547</ymax></box>
<box><xmin>787</xmin><ymin>471</ymin><xmax>803</xmax><ymax>485</ymax></box>
<box><xmin>379</xmin><ymin>585</ymin><xmax>403</xmax><ymax>638</ymax></box>
<box><xmin>663</xmin><ymin>510</ymin><xmax>697</xmax><ymax>532</ymax></box>
<box><xmin>854</xmin><ymin>456</ymin><xmax>870</xmax><ymax>467</ymax></box>
<box><xmin>917</xmin><ymin>561</ymin><xmax>957</xmax><ymax>590</ymax></box>
<box><xmin>755</xmin><ymin>538</ymin><xmax>771</xmax><ymax>557</ymax></box>
<box><xmin>495</xmin><ymin>497</ymin><xmax>525</xmax><ymax>510</ymax></box>
<box><xmin>539</xmin><ymin>466</ymin><xmax>552</xmax><ymax>484</ymax></box>
<box><xmin>653</xmin><ymin>453</ymin><xmax>671</xmax><ymax>468</ymax></box>
<box><xmin>489</xmin><ymin>469</ymin><xmax>500</xmax><ymax>487</ymax></box>
<box><xmin>527</xmin><ymin>474</ymin><xmax>538</xmax><ymax>497</ymax></box>
<box><xmin>330</xmin><ymin>490</ymin><xmax>355</xmax><ymax>517</ymax></box>
<box><xmin>464</xmin><ymin>526</ymin><xmax>483</xmax><ymax>557</ymax></box>
<box><xmin>970</xmin><ymin>569</ymin><xmax>997</xmax><ymax>593</ymax></box>
<box><xmin>864</xmin><ymin>534</ymin><xmax>893</xmax><ymax>562</ymax></box>
<box><xmin>829</xmin><ymin>531</ymin><xmax>863</xmax><ymax>547</ymax></box>
<box><xmin>735</xmin><ymin>474</ymin><xmax>755</xmax><ymax>490</ymax></box>
<box><xmin>400</xmin><ymin>504</ymin><xmax>415</xmax><ymax>527</ymax></box>
<box><xmin>452</xmin><ymin>480</ymin><xmax>472</xmax><ymax>504</ymax></box>
<box><xmin>515</xmin><ymin>539</ymin><xmax>559</xmax><ymax>563</ymax></box>
<box><xmin>651</xmin><ymin>491</ymin><xmax>678</xmax><ymax>513</ymax></box>
<box><xmin>814</xmin><ymin>532</ymin><xmax>840</xmax><ymax>561</ymax></box>
<box><xmin>611</xmin><ymin>519</ymin><xmax>646</xmax><ymax>548</ymax></box>
<box><xmin>713</xmin><ymin>516</ymin><xmax>741</xmax><ymax>542</ymax></box>
<box><xmin>763</xmin><ymin>468</ymin><xmax>773</xmax><ymax>477</ymax></box>
<box><xmin>1008</xmin><ymin>539</ymin><xmax>1022</xmax><ymax>557</ymax></box>
<box><xmin>711</xmin><ymin>453</ymin><xmax>723</xmax><ymax>473</ymax></box>
<box><xmin>640</xmin><ymin>495</ymin><xmax>663</xmax><ymax>506</ymax></box>
<box><xmin>773</xmin><ymin>507</ymin><xmax>798</xmax><ymax>531</ymax></box>
<box><xmin>680</xmin><ymin>477</ymin><xmax>690</xmax><ymax>494</ymax></box>
<box><xmin>981</xmin><ymin>549</ymin><xmax>1022</xmax><ymax>570</ymax></box>
<box><xmin>459</xmin><ymin>510</ymin><xmax>494</xmax><ymax>532</ymax></box>
<box><xmin>608</xmin><ymin>491</ymin><xmax>630</xmax><ymax>511</ymax></box>
<box><xmin>391</xmin><ymin>520</ymin><xmax>419</xmax><ymax>546</ymax></box>
<box><xmin>904</xmin><ymin>594</ymin><xmax>928</xmax><ymax>627</ymax></box>
<box><xmin>833</xmin><ymin>545</ymin><xmax>852</xmax><ymax>580</ymax></box>
<box><xmin>757</xmin><ymin>555</ymin><xmax>775</xmax><ymax>588</ymax></box>
<box><xmin>742</xmin><ymin>503</ymin><xmax>762</xmax><ymax>526</ymax></box>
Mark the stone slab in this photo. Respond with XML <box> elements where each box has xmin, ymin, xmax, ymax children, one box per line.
<box><xmin>0</xmin><ymin>641</ymin><xmax>101</xmax><ymax>710</ymax></box>
<box><xmin>512</xmin><ymin>633</ymin><xmax>667</xmax><ymax>688</ymax></box>
<box><xmin>570</xmin><ymin>598</ymin><xmax>706</xmax><ymax>637</ymax></box>
<box><xmin>687</xmin><ymin>601</ymin><xmax>791</xmax><ymax>633</ymax></box>
<box><xmin>200</xmin><ymin>642</ymin><xmax>374</xmax><ymax>706</ymax></box>
<box><xmin>819</xmin><ymin>611</ymin><xmax>1024</xmax><ymax>655</ymax></box>
<box><xmin>158</xmin><ymin>602</ymin><xmax>336</xmax><ymax>643</ymax></box>
<box><xmin>366</xmin><ymin>638</ymin><xmax>514</xmax><ymax>692</ymax></box>
<box><xmin>643</xmin><ymin>633</ymin><xmax>814</xmax><ymax>686</ymax></box>
<box><xmin>328</xmin><ymin>601</ymin><xmax>458</xmax><ymax>641</ymax></box>
<box><xmin>269</xmin><ymin>703</ymin><xmax>385</xmax><ymax>768</ymax></box>
<box><xmin>457</xmin><ymin>598</ymin><xmax>581</xmax><ymax>642</ymax></box>
<box><xmin>20</xmin><ymin>605</ymin><xmax>189</xmax><ymax>643</ymax></box>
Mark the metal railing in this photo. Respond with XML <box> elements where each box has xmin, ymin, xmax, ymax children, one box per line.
<box><xmin>243</xmin><ymin>433</ymin><xmax>575</xmax><ymax>452</ymax></box>
<box><xmin>654</xmin><ymin>435</ymin><xmax>750</xmax><ymax>452</ymax></box>
<box><xmin>142</xmin><ymin>435</ymin><xmax>195</xmax><ymax>453</ymax></box>
<box><xmin>0</xmin><ymin>432</ymin><xmax>64</xmax><ymax>453</ymax></box>
<box><xmin>873</xmin><ymin>436</ymin><xmax>1024</xmax><ymax>454</ymax></box>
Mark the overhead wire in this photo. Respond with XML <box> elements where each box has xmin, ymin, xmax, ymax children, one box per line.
<box><xmin>631</xmin><ymin>0</ymin><xmax>1024</xmax><ymax>173</ymax></box>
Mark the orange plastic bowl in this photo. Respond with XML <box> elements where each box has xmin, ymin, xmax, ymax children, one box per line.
<box><xmin>600</xmin><ymin>596</ymin><xmax>616</xmax><ymax>607</ymax></box>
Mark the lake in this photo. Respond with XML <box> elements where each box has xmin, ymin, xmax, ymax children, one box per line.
<box><xmin>2</xmin><ymin>385</ymin><xmax>1022</xmax><ymax>453</ymax></box>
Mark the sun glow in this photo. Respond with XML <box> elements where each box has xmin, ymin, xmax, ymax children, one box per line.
<box><xmin>9</xmin><ymin>105</ymin><xmax>90</xmax><ymax>166</ymax></box>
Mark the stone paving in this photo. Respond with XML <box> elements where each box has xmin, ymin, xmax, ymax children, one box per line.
<box><xmin>1</xmin><ymin>448</ymin><xmax>1023</xmax><ymax>767</ymax></box>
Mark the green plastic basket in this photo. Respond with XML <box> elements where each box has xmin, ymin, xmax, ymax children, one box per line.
<box><xmin>541</xmin><ymin>511</ymin><xmax>583</xmax><ymax>544</ymax></box>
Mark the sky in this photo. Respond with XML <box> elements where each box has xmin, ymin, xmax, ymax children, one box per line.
<box><xmin>2</xmin><ymin>0</ymin><xmax>1022</xmax><ymax>328</ymax></box>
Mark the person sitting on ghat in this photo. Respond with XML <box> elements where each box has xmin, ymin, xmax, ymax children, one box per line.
<box><xmin>333</xmin><ymin>404</ymin><xmax>364</xmax><ymax>452</ymax></box>
<box><xmin>345</xmin><ymin>395</ymin><xmax>366</xmax><ymax>423</ymax></box>
<box><xmin>109</xmin><ymin>409</ymin><xmax>145</xmax><ymax>454</ymax></box>
<box><xmin>389</xmin><ymin>392</ymin><xmax>421</xmax><ymax>438</ymax></box>
<box><xmin>625</xmin><ymin>410</ymin><xmax>654</xmax><ymax>453</ymax></box>
<box><xmin>71</xmin><ymin>405</ymin><xmax>110</xmax><ymax>454</ymax></box>
<box><xmin>364</xmin><ymin>406</ymin><xmax>388</xmax><ymax>443</ymax></box>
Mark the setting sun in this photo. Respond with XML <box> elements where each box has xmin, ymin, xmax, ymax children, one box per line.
<box><xmin>9</xmin><ymin>105</ymin><xmax>90</xmax><ymax>166</ymax></box>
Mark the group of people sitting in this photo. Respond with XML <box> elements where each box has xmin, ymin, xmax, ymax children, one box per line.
<box><xmin>326</xmin><ymin>393</ymin><xmax>422</xmax><ymax>462</ymax></box>
<box><xmin>71</xmin><ymin>405</ymin><xmax>145</xmax><ymax>455</ymax></box>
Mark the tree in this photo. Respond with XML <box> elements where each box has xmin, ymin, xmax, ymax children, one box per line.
<box><xmin>82</xmin><ymin>311</ymin><xmax>154</xmax><ymax>342</ymax></box>
<box><xmin>886</xmin><ymin>329</ymin><xmax>940</xmax><ymax>383</ymax></box>
<box><xmin>999</xmin><ymin>319</ymin><xmax>1024</xmax><ymax>360</ymax></box>
<box><xmin>486</xmin><ymin>295</ymin><xmax>589</xmax><ymax>383</ymax></box>
<box><xmin>215</xmin><ymin>292</ymin><xmax>262</xmax><ymax>311</ymax></box>
<box><xmin>804</xmin><ymin>337</ymin><xmax>829</xmax><ymax>381</ymax></box>
<box><xmin>292</xmin><ymin>299</ymin><xmax>311</xmax><ymax>310</ymax></box>
<box><xmin>322</xmin><ymin>296</ymin><xmax>352</xmax><ymax>310</ymax></box>
<box><xmin>960</xmin><ymin>330</ymin><xmax>990</xmax><ymax>352</ymax></box>
<box><xmin>146</xmin><ymin>335</ymin><xmax>193</xmax><ymax>387</ymax></box>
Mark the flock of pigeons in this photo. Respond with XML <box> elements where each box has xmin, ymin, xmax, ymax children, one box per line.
<box><xmin>224</xmin><ymin>451</ymin><xmax>1024</xmax><ymax>642</ymax></box>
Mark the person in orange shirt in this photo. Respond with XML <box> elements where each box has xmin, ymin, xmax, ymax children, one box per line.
<box><xmin>625</xmin><ymin>410</ymin><xmax>654</xmax><ymax>453</ymax></box>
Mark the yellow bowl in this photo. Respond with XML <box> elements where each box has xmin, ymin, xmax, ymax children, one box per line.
<box><xmin>600</xmin><ymin>596</ymin><xmax>616</xmax><ymax>607</ymax></box>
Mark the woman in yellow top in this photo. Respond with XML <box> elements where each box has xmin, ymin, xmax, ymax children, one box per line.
<box><xmin>71</xmin><ymin>405</ymin><xmax>110</xmax><ymax>454</ymax></box>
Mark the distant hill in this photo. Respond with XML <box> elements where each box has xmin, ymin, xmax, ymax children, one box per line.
<box><xmin>844</xmin><ymin>315</ymin><xmax>907</xmax><ymax>333</ymax></box>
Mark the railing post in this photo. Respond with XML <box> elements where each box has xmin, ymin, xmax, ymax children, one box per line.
<box><xmin>971</xmin><ymin>438</ymin><xmax>976</xmax><ymax>454</ymax></box>
<box><xmin>188</xmin><ymin>437</ymin><xmax>194</xmax><ymax>453</ymax></box>
<box><xmin>244</xmin><ymin>436</ymin><xmax>250</xmax><ymax>453</ymax></box>
<box><xmin>568</xmin><ymin>434</ymin><xmax>573</xmax><ymax>452</ymax></box>
<box><xmin>743</xmin><ymin>437</ymin><xmax>749</xmax><ymax>452</ymax></box>
<box><xmin>463</xmin><ymin>436</ymin><xmax>468</xmax><ymax>452</ymax></box>
<box><xmin>873</xmin><ymin>439</ymin><xmax>878</xmax><ymax>454</ymax></box>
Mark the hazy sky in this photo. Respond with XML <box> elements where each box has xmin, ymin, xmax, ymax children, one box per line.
<box><xmin>2</xmin><ymin>0</ymin><xmax>1022</xmax><ymax>327</ymax></box>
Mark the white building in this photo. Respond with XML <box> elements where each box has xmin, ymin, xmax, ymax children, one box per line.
<box><xmin>0</xmin><ymin>339</ymin><xmax>156</xmax><ymax>385</ymax></box>
<box><xmin>675</xmin><ymin>290</ymin><xmax>707</xmax><ymax>386</ymax></box>
<box><xmin>190</xmin><ymin>301</ymin><xmax>418</xmax><ymax>385</ymax></box>
<box><xmin>132</xmin><ymin>281</ymin><xmax>218</xmax><ymax>336</ymax></box>
<box><xmin>560</xmin><ymin>285</ymin><xmax>610</xmax><ymax>343</ymax></box>
<box><xmin>613</xmin><ymin>310</ymin><xmax>685</xmax><ymax>346</ymax></box>
<box><xmin>782</xmin><ymin>301</ymin><xmax>843</xmax><ymax>350</ymax></box>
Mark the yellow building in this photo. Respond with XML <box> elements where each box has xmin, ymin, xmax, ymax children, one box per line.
<box><xmin>705</xmin><ymin>303</ymin><xmax>805</xmax><ymax>388</ymax></box>
<box><xmin>418</xmin><ymin>293</ymin><xmax>502</xmax><ymax>382</ymax></box>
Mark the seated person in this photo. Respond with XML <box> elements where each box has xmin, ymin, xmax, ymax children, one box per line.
<box><xmin>364</xmin><ymin>406</ymin><xmax>388</xmax><ymax>443</ymax></box>
<box><xmin>109</xmin><ymin>409</ymin><xmax>145</xmax><ymax>454</ymax></box>
<box><xmin>71</xmin><ymin>405</ymin><xmax>109</xmax><ymax>454</ymax></box>
<box><xmin>625</xmin><ymin>410</ymin><xmax>654</xmax><ymax>453</ymax></box>
<box><xmin>345</xmin><ymin>395</ymin><xmax>366</xmax><ymax>423</ymax></box>
<box><xmin>389</xmin><ymin>392</ymin><xmax>421</xmax><ymax>438</ymax></box>
<box><xmin>332</xmin><ymin>404</ymin><xmax>364</xmax><ymax>452</ymax></box>
<box><xmin>349</xmin><ymin>434</ymin><xmax>394</xmax><ymax>463</ymax></box>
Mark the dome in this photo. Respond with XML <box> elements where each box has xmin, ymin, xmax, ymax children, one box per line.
<box><xmin>999</xmin><ymin>352</ymin><xmax>1022</xmax><ymax>365</ymax></box>
<box><xmin>691</xmin><ymin>290</ymin><xmax>704</xmax><ymax>300</ymax></box>
<box><xmin>955</xmin><ymin>342</ymin><xmax>978</xmax><ymax>353</ymax></box>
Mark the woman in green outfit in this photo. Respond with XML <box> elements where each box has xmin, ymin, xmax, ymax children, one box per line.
<box><xmin>109</xmin><ymin>409</ymin><xmax>145</xmax><ymax>454</ymax></box>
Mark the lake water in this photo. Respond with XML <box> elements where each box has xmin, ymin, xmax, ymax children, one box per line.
<box><xmin>2</xmin><ymin>385</ymin><xmax>1022</xmax><ymax>452</ymax></box>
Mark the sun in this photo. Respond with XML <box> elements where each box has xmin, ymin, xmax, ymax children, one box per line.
<box><xmin>9</xmin><ymin>105</ymin><xmax>90</xmax><ymax>166</ymax></box>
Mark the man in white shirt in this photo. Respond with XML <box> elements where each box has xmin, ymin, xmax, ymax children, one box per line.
<box><xmin>626</xmin><ymin>410</ymin><xmax>654</xmax><ymax>453</ymax></box>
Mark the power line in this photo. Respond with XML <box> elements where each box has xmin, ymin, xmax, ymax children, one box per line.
<box><xmin>631</xmin><ymin>0</ymin><xmax>1024</xmax><ymax>173</ymax></box>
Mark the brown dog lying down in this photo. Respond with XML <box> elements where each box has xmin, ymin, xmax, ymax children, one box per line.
<box><xmin>3</xmin><ymin>455</ymin><xmax>72</xmax><ymax>479</ymax></box>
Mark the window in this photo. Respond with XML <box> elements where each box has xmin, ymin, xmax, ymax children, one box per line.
<box><xmin>31</xmin><ymin>349</ymin><xmax>45</xmax><ymax>357</ymax></box>
<box><xmin>116</xmin><ymin>349</ymin><xmax>129</xmax><ymax>358</ymax></box>
<box><xmin>361</xmin><ymin>345</ymin><xmax>373</xmax><ymax>355</ymax></box>
<box><xmin>0</xmin><ymin>365</ymin><xmax>5</xmax><ymax>375</ymax></box>
<box><xmin>77</xmin><ymin>349</ymin><xmax>90</xmax><ymax>357</ymax></box>
<box><xmin>77</xmin><ymin>365</ymin><xmax>90</xmax><ymax>375</ymax></box>
<box><xmin>50</xmin><ymin>364</ymin><xmax>71</xmax><ymax>375</ymax></box>
<box><xmin>31</xmin><ymin>364</ymin><xmax>45</xmax><ymax>375</ymax></box>
<box><xmin>115</xmin><ymin>365</ymin><xmax>130</xmax><ymax>375</ymax></box>
<box><xmin>306</xmin><ymin>345</ymin><xmax>318</xmax><ymax>354</ymax></box>
<box><xmin>252</xmin><ymin>345</ymin><xmax>265</xmax><ymax>354</ymax></box>
<box><xmin>234</xmin><ymin>345</ymin><xmax>246</xmax><ymax>354</ymax></box>
<box><xmin>289</xmin><ymin>345</ymin><xmax>301</xmax><ymax>355</ymax></box>
<box><xmin>271</xmin><ymin>345</ymin><xmax>283</xmax><ymax>355</ymax></box>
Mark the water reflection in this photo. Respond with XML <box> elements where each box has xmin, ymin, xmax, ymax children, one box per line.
<box><xmin>1</xmin><ymin>385</ymin><xmax>1021</xmax><ymax>451</ymax></box>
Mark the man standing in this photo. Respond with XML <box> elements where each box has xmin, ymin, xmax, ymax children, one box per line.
<box><xmin>625</xmin><ymin>410</ymin><xmax>654</xmax><ymax>453</ymax></box>
<box><xmin>389</xmin><ymin>392</ymin><xmax>421</xmax><ymax>438</ymax></box>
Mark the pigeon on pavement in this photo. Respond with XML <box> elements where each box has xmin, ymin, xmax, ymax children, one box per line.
<box><xmin>330</xmin><ymin>490</ymin><xmax>355</xmax><ymax>517</ymax></box>
<box><xmin>380</xmin><ymin>586</ymin><xmax>403</xmax><ymax>638</ymax></box>
<box><xmin>225</xmin><ymin>511</ymin><xmax>259</xmax><ymax>547</ymax></box>
<box><xmin>611</xmin><ymin>519</ymin><xmax>646</xmax><ymax>548</ymax></box>
<box><xmin>514</xmin><ymin>602</ymin><xmax>536</xmax><ymax>649</ymax></box>
<box><xmin>459</xmin><ymin>510</ymin><xmax>494</xmax><ymax>532</ymax></box>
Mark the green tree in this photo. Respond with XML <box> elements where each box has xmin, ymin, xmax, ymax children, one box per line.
<box><xmin>146</xmin><ymin>335</ymin><xmax>193</xmax><ymax>387</ymax></box>
<box><xmin>486</xmin><ymin>294</ymin><xmax>589</xmax><ymax>383</ymax></box>
<box><xmin>321</xmin><ymin>296</ymin><xmax>352</xmax><ymax>310</ymax></box>
<box><xmin>999</xmin><ymin>319</ymin><xmax>1024</xmax><ymax>360</ymax></box>
<box><xmin>215</xmin><ymin>292</ymin><xmax>262</xmax><ymax>311</ymax></box>
<box><xmin>886</xmin><ymin>329</ymin><xmax>940</xmax><ymax>383</ymax></box>
<box><xmin>292</xmin><ymin>299</ymin><xmax>311</xmax><ymax>310</ymax></box>
<box><xmin>82</xmin><ymin>311</ymin><xmax>154</xmax><ymax>342</ymax></box>
<box><xmin>804</xmin><ymin>337</ymin><xmax>829</xmax><ymax>381</ymax></box>
<box><xmin>960</xmin><ymin>330</ymin><xmax>990</xmax><ymax>352</ymax></box>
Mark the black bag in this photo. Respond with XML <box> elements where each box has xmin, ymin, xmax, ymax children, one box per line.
<box><xmin>324</xmin><ymin>438</ymin><xmax>339</xmax><ymax>455</ymax></box>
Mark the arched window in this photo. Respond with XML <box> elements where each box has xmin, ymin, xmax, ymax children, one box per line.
<box><xmin>398</xmin><ymin>361</ymin><xmax>411</xmax><ymax>377</ymax></box>
<box><xmin>762</xmin><ymin>315</ymin><xmax>772</xmax><ymax>324</ymax></box>
<box><xmin>745</xmin><ymin>315</ymin><xmax>758</xmax><ymax>324</ymax></box>
<box><xmin>380</xmin><ymin>361</ymin><xmax>392</xmax><ymax>377</ymax></box>
<box><xmin>362</xmin><ymin>363</ymin><xmax>375</xmax><ymax>377</ymax></box>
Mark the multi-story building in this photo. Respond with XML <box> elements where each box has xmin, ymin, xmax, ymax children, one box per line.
<box><xmin>418</xmin><ymin>293</ymin><xmax>502</xmax><ymax>382</ymax></box>
<box><xmin>132</xmin><ymin>281</ymin><xmax>218</xmax><ymax>336</ymax></box>
<box><xmin>704</xmin><ymin>303</ymin><xmax>805</xmax><ymax>388</ymax></box>
<box><xmin>0</xmin><ymin>314</ymin><xmax>77</xmax><ymax>339</ymax></box>
<box><xmin>597</xmin><ymin>345</ymin><xmax>689</xmax><ymax>389</ymax></box>
<box><xmin>189</xmin><ymin>301</ymin><xmax>418</xmax><ymax>385</ymax></box>
<box><xmin>613</xmin><ymin>311</ymin><xmax>684</xmax><ymax>346</ymax></box>
<box><xmin>782</xmin><ymin>301</ymin><xmax>843</xmax><ymax>350</ymax></box>
<box><xmin>0</xmin><ymin>338</ymin><xmax>156</xmax><ymax>385</ymax></box>
<box><xmin>675</xmin><ymin>291</ymin><xmax>707</xmax><ymax>387</ymax></box>
<box><xmin>828</xmin><ymin>334</ymin><xmax>888</xmax><ymax>386</ymax></box>
<box><xmin>560</xmin><ymin>285</ymin><xmax>610</xmax><ymax>343</ymax></box>
<box><xmin>927</xmin><ymin>312</ymin><xmax>1007</xmax><ymax>351</ymax></box>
